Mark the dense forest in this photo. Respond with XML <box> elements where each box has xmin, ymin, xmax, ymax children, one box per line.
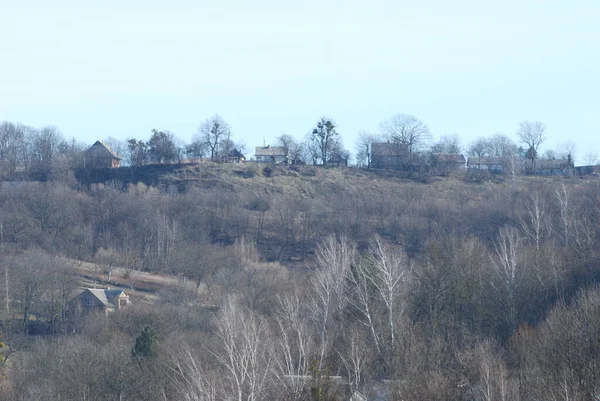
<box><xmin>0</xmin><ymin>157</ymin><xmax>599</xmax><ymax>400</ymax></box>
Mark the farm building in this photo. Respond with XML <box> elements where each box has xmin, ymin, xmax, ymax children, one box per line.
<box><xmin>84</xmin><ymin>141</ymin><xmax>121</xmax><ymax>168</ymax></box>
<box><xmin>69</xmin><ymin>288</ymin><xmax>130</xmax><ymax>315</ymax></box>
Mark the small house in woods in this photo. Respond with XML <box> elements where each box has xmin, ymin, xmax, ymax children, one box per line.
<box><xmin>70</xmin><ymin>288</ymin><xmax>130</xmax><ymax>315</ymax></box>
<box><xmin>84</xmin><ymin>140</ymin><xmax>121</xmax><ymax>168</ymax></box>
<box><xmin>371</xmin><ymin>142</ymin><xmax>409</xmax><ymax>169</ymax></box>
<box><xmin>467</xmin><ymin>156</ymin><xmax>506</xmax><ymax>173</ymax></box>
<box><xmin>254</xmin><ymin>145</ymin><xmax>289</xmax><ymax>164</ymax></box>
<box><xmin>219</xmin><ymin>149</ymin><xmax>245</xmax><ymax>163</ymax></box>
<box><xmin>429</xmin><ymin>153</ymin><xmax>465</xmax><ymax>174</ymax></box>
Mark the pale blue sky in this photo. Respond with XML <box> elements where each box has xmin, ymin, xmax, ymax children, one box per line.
<box><xmin>1</xmin><ymin>0</ymin><xmax>599</xmax><ymax>163</ymax></box>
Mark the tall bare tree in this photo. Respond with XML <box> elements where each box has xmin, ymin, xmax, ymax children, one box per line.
<box><xmin>430</xmin><ymin>134</ymin><xmax>461</xmax><ymax>154</ymax></box>
<box><xmin>276</xmin><ymin>134</ymin><xmax>304</xmax><ymax>164</ymax></box>
<box><xmin>272</xmin><ymin>292</ymin><xmax>313</xmax><ymax>401</ymax></box>
<box><xmin>355</xmin><ymin>131</ymin><xmax>379</xmax><ymax>168</ymax></box>
<box><xmin>520</xmin><ymin>190</ymin><xmax>551</xmax><ymax>251</ymax></box>
<box><xmin>554</xmin><ymin>183</ymin><xmax>575</xmax><ymax>247</ymax></box>
<box><xmin>487</xmin><ymin>134</ymin><xmax>517</xmax><ymax>158</ymax></box>
<box><xmin>169</xmin><ymin>347</ymin><xmax>218</xmax><ymax>401</ymax></box>
<box><xmin>558</xmin><ymin>141</ymin><xmax>576</xmax><ymax>167</ymax></box>
<box><xmin>211</xmin><ymin>297</ymin><xmax>272</xmax><ymax>401</ymax></box>
<box><xmin>583</xmin><ymin>150</ymin><xmax>598</xmax><ymax>166</ymax></box>
<box><xmin>362</xmin><ymin>237</ymin><xmax>409</xmax><ymax>348</ymax></box>
<box><xmin>379</xmin><ymin>114</ymin><xmax>430</xmax><ymax>161</ymax></box>
<box><xmin>516</xmin><ymin>121</ymin><xmax>546</xmax><ymax>170</ymax></box>
<box><xmin>28</xmin><ymin>126</ymin><xmax>66</xmax><ymax>178</ymax></box>
<box><xmin>491</xmin><ymin>226</ymin><xmax>522</xmax><ymax>332</ymax></box>
<box><xmin>468</xmin><ymin>137</ymin><xmax>490</xmax><ymax>167</ymax></box>
<box><xmin>197</xmin><ymin>115</ymin><xmax>231</xmax><ymax>162</ymax></box>
<box><xmin>0</xmin><ymin>122</ymin><xmax>27</xmax><ymax>174</ymax></box>
<box><xmin>309</xmin><ymin>235</ymin><xmax>355</xmax><ymax>370</ymax></box>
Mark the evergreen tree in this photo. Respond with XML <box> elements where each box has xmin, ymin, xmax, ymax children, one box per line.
<box><xmin>131</xmin><ymin>326</ymin><xmax>158</xmax><ymax>359</ymax></box>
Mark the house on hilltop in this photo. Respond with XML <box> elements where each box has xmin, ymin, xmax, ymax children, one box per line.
<box><xmin>372</xmin><ymin>142</ymin><xmax>406</xmax><ymax>169</ymax></box>
<box><xmin>528</xmin><ymin>159</ymin><xmax>573</xmax><ymax>176</ymax></box>
<box><xmin>254</xmin><ymin>145</ymin><xmax>289</xmax><ymax>164</ymax></box>
<box><xmin>326</xmin><ymin>152</ymin><xmax>349</xmax><ymax>167</ymax></box>
<box><xmin>467</xmin><ymin>156</ymin><xmax>506</xmax><ymax>173</ymax></box>
<box><xmin>575</xmin><ymin>165</ymin><xmax>600</xmax><ymax>177</ymax></box>
<box><xmin>219</xmin><ymin>149</ymin><xmax>246</xmax><ymax>163</ymax></box>
<box><xmin>70</xmin><ymin>288</ymin><xmax>130</xmax><ymax>315</ymax></box>
<box><xmin>84</xmin><ymin>141</ymin><xmax>121</xmax><ymax>168</ymax></box>
<box><xmin>429</xmin><ymin>153</ymin><xmax>465</xmax><ymax>175</ymax></box>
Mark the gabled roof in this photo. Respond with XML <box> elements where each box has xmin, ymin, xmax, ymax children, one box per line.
<box><xmin>87</xmin><ymin>140</ymin><xmax>121</xmax><ymax>160</ymax></box>
<box><xmin>431</xmin><ymin>153</ymin><xmax>465</xmax><ymax>163</ymax></box>
<box><xmin>221</xmin><ymin>149</ymin><xmax>245</xmax><ymax>159</ymax></box>
<box><xmin>255</xmin><ymin>146</ymin><xmax>287</xmax><ymax>157</ymax></box>
<box><xmin>85</xmin><ymin>288</ymin><xmax>127</xmax><ymax>308</ymax></box>
<box><xmin>327</xmin><ymin>152</ymin><xmax>348</xmax><ymax>162</ymax></box>
<box><xmin>534</xmin><ymin>159</ymin><xmax>572</xmax><ymax>170</ymax></box>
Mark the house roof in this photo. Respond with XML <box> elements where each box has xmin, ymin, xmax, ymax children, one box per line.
<box><xmin>85</xmin><ymin>288</ymin><xmax>127</xmax><ymax>308</ymax></box>
<box><xmin>328</xmin><ymin>152</ymin><xmax>348</xmax><ymax>162</ymax></box>
<box><xmin>534</xmin><ymin>159</ymin><xmax>572</xmax><ymax>170</ymax></box>
<box><xmin>431</xmin><ymin>153</ymin><xmax>465</xmax><ymax>163</ymax></box>
<box><xmin>88</xmin><ymin>140</ymin><xmax>121</xmax><ymax>160</ymax></box>
<box><xmin>255</xmin><ymin>146</ymin><xmax>287</xmax><ymax>157</ymax></box>
<box><xmin>466</xmin><ymin>156</ymin><xmax>506</xmax><ymax>166</ymax></box>
<box><xmin>221</xmin><ymin>149</ymin><xmax>245</xmax><ymax>159</ymax></box>
<box><xmin>372</xmin><ymin>142</ymin><xmax>408</xmax><ymax>157</ymax></box>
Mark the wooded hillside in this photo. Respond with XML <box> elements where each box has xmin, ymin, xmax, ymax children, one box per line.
<box><xmin>1</xmin><ymin>164</ymin><xmax>600</xmax><ymax>400</ymax></box>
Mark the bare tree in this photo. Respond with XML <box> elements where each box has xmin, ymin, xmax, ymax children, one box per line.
<box><xmin>583</xmin><ymin>150</ymin><xmax>598</xmax><ymax>166</ymax></box>
<box><xmin>309</xmin><ymin>235</ymin><xmax>355</xmax><ymax>370</ymax></box>
<box><xmin>468</xmin><ymin>137</ymin><xmax>490</xmax><ymax>166</ymax></box>
<box><xmin>197</xmin><ymin>115</ymin><xmax>231</xmax><ymax>162</ymax></box>
<box><xmin>558</xmin><ymin>141</ymin><xmax>576</xmax><ymax>167</ymax></box>
<box><xmin>276</xmin><ymin>134</ymin><xmax>294</xmax><ymax>158</ymax></box>
<box><xmin>430</xmin><ymin>134</ymin><xmax>461</xmax><ymax>154</ymax></box>
<box><xmin>554</xmin><ymin>183</ymin><xmax>575</xmax><ymax>246</ymax></box>
<box><xmin>102</xmin><ymin>137</ymin><xmax>126</xmax><ymax>159</ymax></box>
<box><xmin>346</xmin><ymin>257</ymin><xmax>382</xmax><ymax>357</ymax></box>
<box><xmin>516</xmin><ymin>121</ymin><xmax>546</xmax><ymax>170</ymax></box>
<box><xmin>466</xmin><ymin>341</ymin><xmax>516</xmax><ymax>401</ymax></box>
<box><xmin>487</xmin><ymin>134</ymin><xmax>517</xmax><ymax>158</ymax></box>
<box><xmin>362</xmin><ymin>237</ymin><xmax>409</xmax><ymax>348</ymax></box>
<box><xmin>28</xmin><ymin>126</ymin><xmax>66</xmax><ymax>178</ymax></box>
<box><xmin>272</xmin><ymin>292</ymin><xmax>313</xmax><ymax>401</ymax></box>
<box><xmin>520</xmin><ymin>190</ymin><xmax>551</xmax><ymax>251</ymax></box>
<box><xmin>274</xmin><ymin>134</ymin><xmax>304</xmax><ymax>164</ymax></box>
<box><xmin>338</xmin><ymin>329</ymin><xmax>368</xmax><ymax>398</ymax></box>
<box><xmin>211</xmin><ymin>297</ymin><xmax>272</xmax><ymax>401</ymax></box>
<box><xmin>491</xmin><ymin>226</ymin><xmax>522</xmax><ymax>332</ymax></box>
<box><xmin>0</xmin><ymin>122</ymin><xmax>27</xmax><ymax>174</ymax></box>
<box><xmin>305</xmin><ymin>134</ymin><xmax>320</xmax><ymax>165</ymax></box>
<box><xmin>355</xmin><ymin>131</ymin><xmax>379</xmax><ymax>168</ymax></box>
<box><xmin>169</xmin><ymin>347</ymin><xmax>218</xmax><ymax>401</ymax></box>
<box><xmin>186</xmin><ymin>138</ymin><xmax>208</xmax><ymax>163</ymax></box>
<box><xmin>379</xmin><ymin>114</ymin><xmax>430</xmax><ymax>161</ymax></box>
<box><xmin>5</xmin><ymin>248</ymin><xmax>63</xmax><ymax>333</ymax></box>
